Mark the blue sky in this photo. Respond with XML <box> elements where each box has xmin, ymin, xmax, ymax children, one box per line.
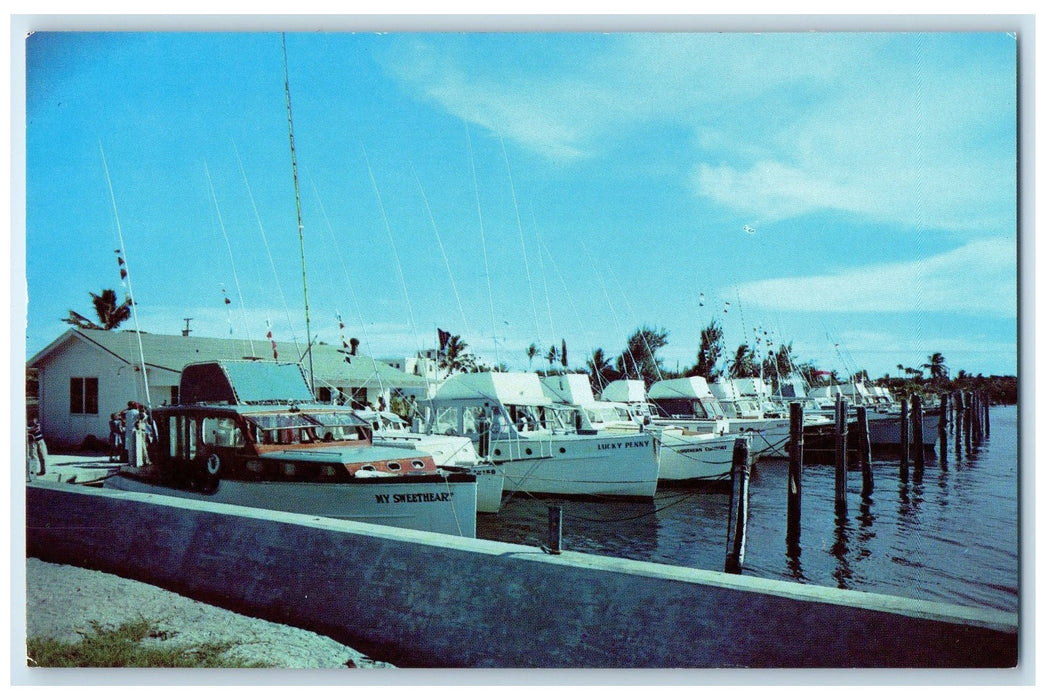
<box><xmin>22</xmin><ymin>29</ymin><xmax>1019</xmax><ymax>379</ymax></box>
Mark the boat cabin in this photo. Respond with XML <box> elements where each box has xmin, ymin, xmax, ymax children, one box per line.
<box><xmin>131</xmin><ymin>361</ymin><xmax>438</xmax><ymax>492</ymax></box>
<box><xmin>427</xmin><ymin>372</ymin><xmax>581</xmax><ymax>440</ymax></box>
<box><xmin>647</xmin><ymin>377</ymin><xmax>728</xmax><ymax>420</ymax></box>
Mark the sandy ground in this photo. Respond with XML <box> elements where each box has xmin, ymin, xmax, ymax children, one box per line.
<box><xmin>22</xmin><ymin>558</ymin><xmax>395</xmax><ymax>669</ymax></box>
<box><xmin>23</xmin><ymin>455</ymin><xmax>395</xmax><ymax>671</ymax></box>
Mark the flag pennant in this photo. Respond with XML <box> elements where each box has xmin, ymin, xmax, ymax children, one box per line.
<box><xmin>266</xmin><ymin>320</ymin><xmax>277</xmax><ymax>360</ymax></box>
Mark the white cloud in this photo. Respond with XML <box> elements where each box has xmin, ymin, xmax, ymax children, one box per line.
<box><xmin>731</xmin><ymin>238</ymin><xmax>1016</xmax><ymax>316</ymax></box>
<box><xmin>383</xmin><ymin>33</ymin><xmax>1015</xmax><ymax>232</ymax></box>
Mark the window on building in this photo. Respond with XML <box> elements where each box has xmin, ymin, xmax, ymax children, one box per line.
<box><xmin>317</xmin><ymin>387</ymin><xmax>332</xmax><ymax>403</ymax></box>
<box><xmin>69</xmin><ymin>377</ymin><xmax>99</xmax><ymax>414</ymax></box>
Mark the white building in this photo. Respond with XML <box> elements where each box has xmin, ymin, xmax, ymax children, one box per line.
<box><xmin>378</xmin><ymin>349</ymin><xmax>445</xmax><ymax>384</ymax></box>
<box><xmin>27</xmin><ymin>329</ymin><xmax>431</xmax><ymax>449</ymax></box>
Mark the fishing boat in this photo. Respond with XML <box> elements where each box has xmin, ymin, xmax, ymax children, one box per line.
<box><xmin>105</xmin><ymin>361</ymin><xmax>478</xmax><ymax>537</ymax></box>
<box><xmin>646</xmin><ymin>377</ymin><xmax>791</xmax><ymax>460</ymax></box>
<box><xmin>542</xmin><ymin>374</ymin><xmax>740</xmax><ymax>483</ymax></box>
<box><xmin>806</xmin><ymin>383</ymin><xmax>940</xmax><ymax>448</ymax></box>
<box><xmin>709</xmin><ymin>377</ymin><xmax>835</xmax><ymax>457</ymax></box>
<box><xmin>356</xmin><ymin>408</ymin><xmax>504</xmax><ymax>513</ymax></box>
<box><xmin>425</xmin><ymin>372</ymin><xmax>659</xmax><ymax>499</ymax></box>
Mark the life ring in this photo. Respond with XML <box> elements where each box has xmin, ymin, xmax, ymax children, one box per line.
<box><xmin>206</xmin><ymin>453</ymin><xmax>221</xmax><ymax>476</ymax></box>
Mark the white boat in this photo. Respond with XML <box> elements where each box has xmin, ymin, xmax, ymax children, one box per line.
<box><xmin>807</xmin><ymin>383</ymin><xmax>940</xmax><ymax>448</ymax></box>
<box><xmin>543</xmin><ymin>374</ymin><xmax>740</xmax><ymax>483</ymax></box>
<box><xmin>105</xmin><ymin>361</ymin><xmax>478</xmax><ymax>537</ymax></box>
<box><xmin>426</xmin><ymin>372</ymin><xmax>659</xmax><ymax>499</ymax></box>
<box><xmin>709</xmin><ymin>378</ymin><xmax>835</xmax><ymax>458</ymax></box>
<box><xmin>647</xmin><ymin>377</ymin><xmax>791</xmax><ymax>460</ymax></box>
<box><xmin>356</xmin><ymin>409</ymin><xmax>504</xmax><ymax>513</ymax></box>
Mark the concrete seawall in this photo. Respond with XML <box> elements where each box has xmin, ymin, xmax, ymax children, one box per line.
<box><xmin>26</xmin><ymin>482</ymin><xmax>1018</xmax><ymax>668</ymax></box>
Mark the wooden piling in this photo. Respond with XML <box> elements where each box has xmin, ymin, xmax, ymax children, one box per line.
<box><xmin>787</xmin><ymin>403</ymin><xmax>803</xmax><ymax>550</ymax></box>
<box><xmin>725</xmin><ymin>437</ymin><xmax>751</xmax><ymax>574</ymax></box>
<box><xmin>899</xmin><ymin>398</ymin><xmax>910</xmax><ymax>476</ymax></box>
<box><xmin>546</xmin><ymin>505</ymin><xmax>562</xmax><ymax>555</ymax></box>
<box><xmin>972</xmin><ymin>391</ymin><xmax>983</xmax><ymax>442</ymax></box>
<box><xmin>954</xmin><ymin>391</ymin><xmax>964</xmax><ymax>455</ymax></box>
<box><xmin>856</xmin><ymin>406</ymin><xmax>873</xmax><ymax>498</ymax></box>
<box><xmin>984</xmin><ymin>391</ymin><xmax>991</xmax><ymax>438</ymax></box>
<box><xmin>938</xmin><ymin>394</ymin><xmax>948</xmax><ymax>445</ymax></box>
<box><xmin>964</xmin><ymin>391</ymin><xmax>973</xmax><ymax>452</ymax></box>
<box><xmin>912</xmin><ymin>394</ymin><xmax>924</xmax><ymax>470</ymax></box>
<box><xmin>834</xmin><ymin>395</ymin><xmax>848</xmax><ymax>513</ymax></box>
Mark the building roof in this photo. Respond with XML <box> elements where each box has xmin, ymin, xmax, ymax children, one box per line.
<box><xmin>27</xmin><ymin>329</ymin><xmax>429</xmax><ymax>390</ymax></box>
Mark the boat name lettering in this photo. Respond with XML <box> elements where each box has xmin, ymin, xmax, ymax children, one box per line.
<box><xmin>597</xmin><ymin>440</ymin><xmax>650</xmax><ymax>451</ymax></box>
<box><xmin>374</xmin><ymin>493</ymin><xmax>452</xmax><ymax>504</ymax></box>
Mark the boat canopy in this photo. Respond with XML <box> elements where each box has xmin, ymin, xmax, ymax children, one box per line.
<box><xmin>648</xmin><ymin>377</ymin><xmax>714</xmax><ymax>400</ymax></box>
<box><xmin>180</xmin><ymin>360</ymin><xmax>314</xmax><ymax>405</ymax></box>
<box><xmin>776</xmin><ymin>378</ymin><xmax>809</xmax><ymax>399</ymax></box>
<box><xmin>539</xmin><ymin>373</ymin><xmax>597</xmax><ymax>406</ymax></box>
<box><xmin>432</xmin><ymin>372</ymin><xmax>552</xmax><ymax>406</ymax></box>
<box><xmin>709</xmin><ymin>381</ymin><xmax>744</xmax><ymax>402</ymax></box>
<box><xmin>599</xmin><ymin>379</ymin><xmax>647</xmax><ymax>403</ymax></box>
<box><xmin>733</xmin><ymin>377</ymin><xmax>770</xmax><ymax>396</ymax></box>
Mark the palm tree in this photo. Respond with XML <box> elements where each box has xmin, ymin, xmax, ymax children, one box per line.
<box><xmin>616</xmin><ymin>325</ymin><xmax>668</xmax><ymax>385</ymax></box>
<box><xmin>439</xmin><ymin>334</ymin><xmax>477</xmax><ymax>376</ymax></box>
<box><xmin>922</xmin><ymin>352</ymin><xmax>949</xmax><ymax>381</ymax></box>
<box><xmin>62</xmin><ymin>289</ymin><xmax>132</xmax><ymax>330</ymax></box>
<box><xmin>525</xmin><ymin>343</ymin><xmax>538</xmax><ymax>369</ymax></box>
<box><xmin>728</xmin><ymin>343</ymin><xmax>757</xmax><ymax>378</ymax></box>
<box><xmin>586</xmin><ymin>348</ymin><xmax>617</xmax><ymax>392</ymax></box>
<box><xmin>690</xmin><ymin>318</ymin><xmax>723</xmax><ymax>379</ymax></box>
<box><xmin>546</xmin><ymin>344</ymin><xmax>560</xmax><ymax>371</ymax></box>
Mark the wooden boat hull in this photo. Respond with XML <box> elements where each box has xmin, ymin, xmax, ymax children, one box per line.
<box><xmin>105</xmin><ymin>472</ymin><xmax>478</xmax><ymax>537</ymax></box>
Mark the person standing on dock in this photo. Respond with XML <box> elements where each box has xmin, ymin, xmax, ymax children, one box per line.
<box><xmin>27</xmin><ymin>419</ymin><xmax>48</xmax><ymax>477</ymax></box>
<box><xmin>108</xmin><ymin>412</ymin><xmax>124</xmax><ymax>463</ymax></box>
<box><xmin>122</xmin><ymin>401</ymin><xmax>139</xmax><ymax>464</ymax></box>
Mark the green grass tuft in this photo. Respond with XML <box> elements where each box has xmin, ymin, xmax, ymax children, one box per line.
<box><xmin>26</xmin><ymin>615</ymin><xmax>270</xmax><ymax>668</ymax></box>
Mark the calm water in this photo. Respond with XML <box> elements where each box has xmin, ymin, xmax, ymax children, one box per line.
<box><xmin>478</xmin><ymin>405</ymin><xmax>1020</xmax><ymax>614</ymax></box>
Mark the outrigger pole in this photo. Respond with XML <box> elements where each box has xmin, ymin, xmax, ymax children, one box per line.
<box><xmin>100</xmin><ymin>142</ymin><xmax>152</xmax><ymax>411</ymax></box>
<box><xmin>281</xmin><ymin>32</ymin><xmax>315</xmax><ymax>394</ymax></box>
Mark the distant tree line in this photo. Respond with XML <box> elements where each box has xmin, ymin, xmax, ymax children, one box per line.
<box><xmin>60</xmin><ymin>288</ymin><xmax>1016</xmax><ymax>405</ymax></box>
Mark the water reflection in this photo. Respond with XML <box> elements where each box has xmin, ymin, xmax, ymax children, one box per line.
<box><xmin>830</xmin><ymin>512</ymin><xmax>854</xmax><ymax>589</ymax></box>
<box><xmin>475</xmin><ymin>406</ymin><xmax>1016</xmax><ymax>613</ymax></box>
<box><xmin>785</xmin><ymin>543</ymin><xmax>805</xmax><ymax>582</ymax></box>
<box><xmin>855</xmin><ymin>497</ymin><xmax>876</xmax><ymax>562</ymax></box>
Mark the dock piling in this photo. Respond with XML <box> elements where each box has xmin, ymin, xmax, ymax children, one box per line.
<box><xmin>938</xmin><ymin>394</ymin><xmax>948</xmax><ymax>460</ymax></box>
<box><xmin>834</xmin><ymin>395</ymin><xmax>848</xmax><ymax>514</ymax></box>
<box><xmin>984</xmin><ymin>392</ymin><xmax>991</xmax><ymax>438</ymax></box>
<box><xmin>546</xmin><ymin>506</ymin><xmax>562</xmax><ymax>555</ymax></box>
<box><xmin>900</xmin><ymin>398</ymin><xmax>910</xmax><ymax>479</ymax></box>
<box><xmin>964</xmin><ymin>392</ymin><xmax>973</xmax><ymax>453</ymax></box>
<box><xmin>954</xmin><ymin>391</ymin><xmax>964</xmax><ymax>456</ymax></box>
<box><xmin>972</xmin><ymin>392</ymin><xmax>983</xmax><ymax>443</ymax></box>
<box><xmin>787</xmin><ymin>403</ymin><xmax>803</xmax><ymax>551</ymax></box>
<box><xmin>856</xmin><ymin>406</ymin><xmax>873</xmax><ymax>498</ymax></box>
<box><xmin>912</xmin><ymin>394</ymin><xmax>924</xmax><ymax>470</ymax></box>
<box><xmin>725</xmin><ymin>437</ymin><xmax>751</xmax><ymax>574</ymax></box>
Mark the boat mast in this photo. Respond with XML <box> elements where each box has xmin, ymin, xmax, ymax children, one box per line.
<box><xmin>100</xmin><ymin>143</ymin><xmax>152</xmax><ymax>411</ymax></box>
<box><xmin>281</xmin><ymin>33</ymin><xmax>314</xmax><ymax>393</ymax></box>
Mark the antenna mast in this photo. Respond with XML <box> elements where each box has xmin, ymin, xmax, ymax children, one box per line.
<box><xmin>281</xmin><ymin>33</ymin><xmax>314</xmax><ymax>392</ymax></box>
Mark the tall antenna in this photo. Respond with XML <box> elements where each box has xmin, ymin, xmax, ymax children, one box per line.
<box><xmin>281</xmin><ymin>32</ymin><xmax>314</xmax><ymax>392</ymax></box>
<box><xmin>99</xmin><ymin>143</ymin><xmax>152</xmax><ymax>410</ymax></box>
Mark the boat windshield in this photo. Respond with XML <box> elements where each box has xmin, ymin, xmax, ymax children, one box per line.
<box><xmin>247</xmin><ymin>411</ymin><xmax>367</xmax><ymax>445</ymax></box>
